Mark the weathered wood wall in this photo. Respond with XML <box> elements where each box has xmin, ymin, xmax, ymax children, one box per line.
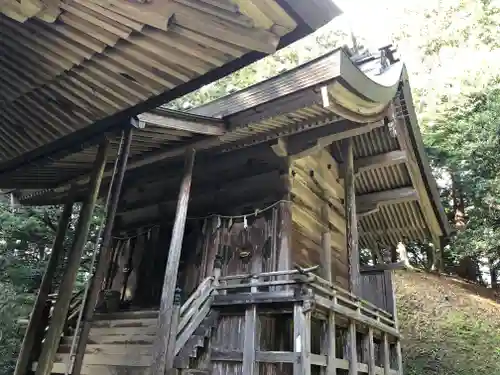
<box><xmin>107</xmin><ymin>148</ymin><xmax>351</xmax><ymax>305</ymax></box>
<box><xmin>290</xmin><ymin>150</ymin><xmax>348</xmax><ymax>288</ymax></box>
<box><xmin>360</xmin><ymin>270</ymin><xmax>395</xmax><ymax>315</ymax></box>
<box><xmin>182</xmin><ymin>208</ymin><xmax>284</xmax><ymax>285</ymax></box>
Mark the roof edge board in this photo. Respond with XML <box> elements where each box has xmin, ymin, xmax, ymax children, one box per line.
<box><xmin>189</xmin><ymin>48</ymin><xmax>345</xmax><ymax>119</ymax></box>
<box><xmin>398</xmin><ymin>72</ymin><xmax>452</xmax><ymax>237</ymax></box>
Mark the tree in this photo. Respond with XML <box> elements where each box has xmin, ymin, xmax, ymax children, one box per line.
<box><xmin>0</xmin><ymin>201</ymin><xmax>103</xmax><ymax>375</ymax></box>
<box><xmin>425</xmin><ymin>86</ymin><xmax>500</xmax><ymax>283</ymax></box>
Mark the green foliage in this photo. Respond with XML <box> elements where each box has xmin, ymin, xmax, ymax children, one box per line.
<box><xmin>424</xmin><ymin>86</ymin><xmax>500</xmax><ymax>273</ymax></box>
<box><xmin>0</xmin><ymin>283</ymin><xmax>29</xmax><ymax>375</ymax></box>
<box><xmin>397</xmin><ymin>270</ymin><xmax>500</xmax><ymax>375</ymax></box>
<box><xmin>0</xmin><ymin>200</ymin><xmax>103</xmax><ymax>375</ymax></box>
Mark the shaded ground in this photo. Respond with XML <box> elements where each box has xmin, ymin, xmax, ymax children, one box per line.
<box><xmin>395</xmin><ymin>270</ymin><xmax>500</xmax><ymax>375</ymax></box>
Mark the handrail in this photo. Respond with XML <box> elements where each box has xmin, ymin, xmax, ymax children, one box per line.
<box><xmin>174</xmin><ymin>276</ymin><xmax>216</xmax><ymax>357</ymax></box>
<box><xmin>179</xmin><ymin>276</ymin><xmax>214</xmax><ymax>316</ymax></box>
<box><xmin>214</xmin><ymin>268</ymin><xmax>395</xmax><ymax>322</ymax></box>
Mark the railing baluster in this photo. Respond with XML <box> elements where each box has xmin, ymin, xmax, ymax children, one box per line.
<box><xmin>348</xmin><ymin>320</ymin><xmax>357</xmax><ymax>375</ymax></box>
<box><xmin>293</xmin><ymin>302</ymin><xmax>311</xmax><ymax>375</ymax></box>
<box><xmin>383</xmin><ymin>333</ymin><xmax>391</xmax><ymax>375</ymax></box>
<box><xmin>326</xmin><ymin>311</ymin><xmax>337</xmax><ymax>375</ymax></box>
<box><xmin>396</xmin><ymin>339</ymin><xmax>403</xmax><ymax>375</ymax></box>
<box><xmin>366</xmin><ymin>327</ymin><xmax>375</xmax><ymax>375</ymax></box>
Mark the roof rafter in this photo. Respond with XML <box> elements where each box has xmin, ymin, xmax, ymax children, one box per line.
<box><xmin>356</xmin><ymin>186</ymin><xmax>418</xmax><ymax>216</ymax></box>
<box><xmin>339</xmin><ymin>150</ymin><xmax>408</xmax><ymax>177</ymax></box>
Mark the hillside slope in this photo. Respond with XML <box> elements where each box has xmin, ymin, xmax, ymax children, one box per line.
<box><xmin>395</xmin><ymin>271</ymin><xmax>500</xmax><ymax>375</ymax></box>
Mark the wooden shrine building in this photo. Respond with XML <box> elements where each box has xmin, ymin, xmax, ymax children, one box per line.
<box><xmin>6</xmin><ymin>10</ymin><xmax>450</xmax><ymax>375</ymax></box>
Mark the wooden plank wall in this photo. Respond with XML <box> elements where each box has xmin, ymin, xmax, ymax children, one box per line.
<box><xmin>181</xmin><ymin>210</ymin><xmax>283</xmax><ymax>284</ymax></box>
<box><xmin>290</xmin><ymin>150</ymin><xmax>348</xmax><ymax>288</ymax></box>
<box><xmin>360</xmin><ymin>270</ymin><xmax>395</xmax><ymax>315</ymax></box>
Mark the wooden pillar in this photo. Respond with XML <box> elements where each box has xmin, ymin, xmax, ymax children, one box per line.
<box><xmin>321</xmin><ymin>310</ymin><xmax>336</xmax><ymax>375</ymax></box>
<box><xmin>72</xmin><ymin>128</ymin><xmax>134</xmax><ymax>375</ymax></box>
<box><xmin>364</xmin><ymin>327</ymin><xmax>375</xmax><ymax>375</ymax></box>
<box><xmin>386</xmin><ymin>271</ymin><xmax>403</xmax><ymax>374</ymax></box>
<box><xmin>35</xmin><ymin>140</ymin><xmax>109</xmax><ymax>375</ymax></box>
<box><xmin>343</xmin><ymin>138</ymin><xmax>360</xmax><ymax>295</ymax></box>
<box><xmin>14</xmin><ymin>195</ymin><xmax>75</xmax><ymax>375</ymax></box>
<box><xmin>150</xmin><ymin>148</ymin><xmax>196</xmax><ymax>375</ymax></box>
<box><xmin>348</xmin><ymin>320</ymin><xmax>357</xmax><ymax>375</ymax></box>
<box><xmin>277</xmin><ymin>171</ymin><xmax>292</xmax><ymax>273</ymax></box>
<box><xmin>242</xmin><ymin>303</ymin><xmax>257</xmax><ymax>375</ymax></box>
<box><xmin>383</xmin><ymin>333</ymin><xmax>391</xmax><ymax>375</ymax></box>
<box><xmin>294</xmin><ymin>303</ymin><xmax>311</xmax><ymax>375</ymax></box>
<box><xmin>166</xmin><ymin>287</ymin><xmax>182</xmax><ymax>373</ymax></box>
<box><xmin>321</xmin><ymin>206</ymin><xmax>332</xmax><ymax>282</ymax></box>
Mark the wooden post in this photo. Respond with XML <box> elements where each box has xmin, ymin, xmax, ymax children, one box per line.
<box><xmin>386</xmin><ymin>271</ymin><xmax>403</xmax><ymax>374</ymax></box>
<box><xmin>166</xmin><ymin>287</ymin><xmax>182</xmax><ymax>372</ymax></box>
<box><xmin>343</xmin><ymin>138</ymin><xmax>360</xmax><ymax>295</ymax></box>
<box><xmin>35</xmin><ymin>140</ymin><xmax>109</xmax><ymax>375</ymax></box>
<box><xmin>242</xmin><ymin>303</ymin><xmax>257</xmax><ymax>375</ymax></box>
<box><xmin>14</xmin><ymin>195</ymin><xmax>75</xmax><ymax>375</ymax></box>
<box><xmin>383</xmin><ymin>333</ymin><xmax>391</xmax><ymax>375</ymax></box>
<box><xmin>326</xmin><ymin>311</ymin><xmax>336</xmax><ymax>375</ymax></box>
<box><xmin>72</xmin><ymin>128</ymin><xmax>134</xmax><ymax>375</ymax></box>
<box><xmin>348</xmin><ymin>320</ymin><xmax>357</xmax><ymax>375</ymax></box>
<box><xmin>294</xmin><ymin>303</ymin><xmax>311</xmax><ymax>375</ymax></box>
<box><xmin>321</xmin><ymin>206</ymin><xmax>332</xmax><ymax>282</ymax></box>
<box><xmin>150</xmin><ymin>148</ymin><xmax>196</xmax><ymax>375</ymax></box>
<box><xmin>365</xmin><ymin>328</ymin><xmax>375</xmax><ymax>375</ymax></box>
<box><xmin>277</xmin><ymin>193</ymin><xmax>292</xmax><ymax>273</ymax></box>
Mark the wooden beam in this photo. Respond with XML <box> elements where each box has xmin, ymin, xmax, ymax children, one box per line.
<box><xmin>150</xmin><ymin>148</ymin><xmax>195</xmax><ymax>375</ymax></box>
<box><xmin>118</xmin><ymin>169</ymin><xmax>282</xmax><ymax>217</ymax></box>
<box><xmin>72</xmin><ymin>128</ymin><xmax>134</xmax><ymax>375</ymax></box>
<box><xmin>360</xmin><ymin>261</ymin><xmax>406</xmax><ymax>273</ymax></box>
<box><xmin>289</xmin><ymin>120</ymin><xmax>384</xmax><ymax>160</ymax></box>
<box><xmin>355</xmin><ymin>150</ymin><xmax>407</xmax><ymax>173</ymax></box>
<box><xmin>339</xmin><ymin>150</ymin><xmax>408</xmax><ymax>178</ymax></box>
<box><xmin>137</xmin><ymin>112</ymin><xmax>225</xmax><ymax>136</ymax></box>
<box><xmin>271</xmin><ymin>138</ymin><xmax>288</xmax><ymax>157</ymax></box>
<box><xmin>14</xmin><ymin>193</ymin><xmax>75</xmax><ymax>375</ymax></box>
<box><xmin>35</xmin><ymin>140</ymin><xmax>108</xmax><ymax>375</ymax></box>
<box><xmin>356</xmin><ymin>187</ymin><xmax>418</xmax><ymax>215</ymax></box>
<box><xmin>343</xmin><ymin>139</ymin><xmax>360</xmax><ymax>296</ymax></box>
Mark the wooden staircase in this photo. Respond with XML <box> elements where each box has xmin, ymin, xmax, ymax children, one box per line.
<box><xmin>174</xmin><ymin>310</ymin><xmax>219</xmax><ymax>369</ymax></box>
<box><xmin>31</xmin><ymin>277</ymin><xmax>218</xmax><ymax>375</ymax></box>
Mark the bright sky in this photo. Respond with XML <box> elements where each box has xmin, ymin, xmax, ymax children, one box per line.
<box><xmin>333</xmin><ymin>0</ymin><xmax>394</xmax><ymax>48</ymax></box>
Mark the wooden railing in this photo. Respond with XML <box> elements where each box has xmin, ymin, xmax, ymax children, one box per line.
<box><xmin>175</xmin><ymin>276</ymin><xmax>215</xmax><ymax>356</ymax></box>
<box><xmin>215</xmin><ymin>268</ymin><xmax>397</xmax><ymax>332</ymax></box>
<box><xmin>210</xmin><ymin>268</ymin><xmax>402</xmax><ymax>375</ymax></box>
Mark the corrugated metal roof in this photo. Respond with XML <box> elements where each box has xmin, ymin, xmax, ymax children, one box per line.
<box><xmin>0</xmin><ymin>0</ymin><xmax>341</xmax><ymax>170</ymax></box>
<box><xmin>8</xmin><ymin>47</ymin><xmax>449</xmax><ymax>246</ymax></box>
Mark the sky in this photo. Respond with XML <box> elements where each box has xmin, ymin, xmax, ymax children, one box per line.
<box><xmin>332</xmin><ymin>0</ymin><xmax>394</xmax><ymax>48</ymax></box>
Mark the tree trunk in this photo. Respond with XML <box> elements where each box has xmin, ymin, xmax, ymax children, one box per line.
<box><xmin>456</xmin><ymin>256</ymin><xmax>479</xmax><ymax>282</ymax></box>
<box><xmin>396</xmin><ymin>242</ymin><xmax>412</xmax><ymax>269</ymax></box>
<box><xmin>489</xmin><ymin>258</ymin><xmax>498</xmax><ymax>289</ymax></box>
<box><xmin>425</xmin><ymin>243</ymin><xmax>434</xmax><ymax>272</ymax></box>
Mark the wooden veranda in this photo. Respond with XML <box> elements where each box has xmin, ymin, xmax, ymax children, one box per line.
<box><xmin>8</xmin><ymin>38</ymin><xmax>451</xmax><ymax>375</ymax></box>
